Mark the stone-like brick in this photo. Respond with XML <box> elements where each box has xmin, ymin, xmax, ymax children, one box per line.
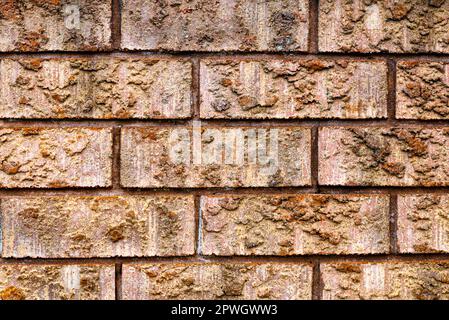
<box><xmin>200</xmin><ymin>194</ymin><xmax>390</xmax><ymax>255</ymax></box>
<box><xmin>200</xmin><ymin>59</ymin><xmax>387</xmax><ymax>119</ymax></box>
<box><xmin>0</xmin><ymin>0</ymin><xmax>111</xmax><ymax>52</ymax></box>
<box><xmin>322</xmin><ymin>261</ymin><xmax>449</xmax><ymax>300</ymax></box>
<box><xmin>122</xmin><ymin>263</ymin><xmax>312</xmax><ymax>300</ymax></box>
<box><xmin>121</xmin><ymin>126</ymin><xmax>311</xmax><ymax>188</ymax></box>
<box><xmin>0</xmin><ymin>128</ymin><xmax>112</xmax><ymax>188</ymax></box>
<box><xmin>319</xmin><ymin>1</ymin><xmax>449</xmax><ymax>53</ymax></box>
<box><xmin>0</xmin><ymin>58</ymin><xmax>192</xmax><ymax>119</ymax></box>
<box><xmin>319</xmin><ymin>127</ymin><xmax>449</xmax><ymax>186</ymax></box>
<box><xmin>398</xmin><ymin>194</ymin><xmax>449</xmax><ymax>253</ymax></box>
<box><xmin>397</xmin><ymin>61</ymin><xmax>449</xmax><ymax>119</ymax></box>
<box><xmin>0</xmin><ymin>264</ymin><xmax>114</xmax><ymax>300</ymax></box>
<box><xmin>121</xmin><ymin>0</ymin><xmax>309</xmax><ymax>52</ymax></box>
<box><xmin>0</xmin><ymin>196</ymin><xmax>195</xmax><ymax>258</ymax></box>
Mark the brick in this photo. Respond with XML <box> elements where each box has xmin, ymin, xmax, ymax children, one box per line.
<box><xmin>0</xmin><ymin>195</ymin><xmax>195</xmax><ymax>258</ymax></box>
<box><xmin>0</xmin><ymin>127</ymin><xmax>112</xmax><ymax>188</ymax></box>
<box><xmin>397</xmin><ymin>61</ymin><xmax>449</xmax><ymax>119</ymax></box>
<box><xmin>120</xmin><ymin>126</ymin><xmax>311</xmax><ymax>188</ymax></box>
<box><xmin>122</xmin><ymin>263</ymin><xmax>312</xmax><ymax>300</ymax></box>
<box><xmin>121</xmin><ymin>0</ymin><xmax>309</xmax><ymax>52</ymax></box>
<box><xmin>319</xmin><ymin>0</ymin><xmax>449</xmax><ymax>53</ymax></box>
<box><xmin>398</xmin><ymin>194</ymin><xmax>449</xmax><ymax>253</ymax></box>
<box><xmin>200</xmin><ymin>59</ymin><xmax>387</xmax><ymax>119</ymax></box>
<box><xmin>322</xmin><ymin>261</ymin><xmax>449</xmax><ymax>300</ymax></box>
<box><xmin>319</xmin><ymin>127</ymin><xmax>449</xmax><ymax>186</ymax></box>
<box><xmin>0</xmin><ymin>58</ymin><xmax>192</xmax><ymax>119</ymax></box>
<box><xmin>0</xmin><ymin>264</ymin><xmax>114</xmax><ymax>300</ymax></box>
<box><xmin>200</xmin><ymin>194</ymin><xmax>389</xmax><ymax>255</ymax></box>
<box><xmin>0</xmin><ymin>0</ymin><xmax>111</xmax><ymax>52</ymax></box>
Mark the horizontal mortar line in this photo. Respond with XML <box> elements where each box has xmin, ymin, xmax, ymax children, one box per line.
<box><xmin>2</xmin><ymin>186</ymin><xmax>449</xmax><ymax>196</ymax></box>
<box><xmin>2</xmin><ymin>119</ymin><xmax>449</xmax><ymax>127</ymax></box>
<box><xmin>0</xmin><ymin>50</ymin><xmax>449</xmax><ymax>61</ymax></box>
<box><xmin>2</xmin><ymin>254</ymin><xmax>449</xmax><ymax>265</ymax></box>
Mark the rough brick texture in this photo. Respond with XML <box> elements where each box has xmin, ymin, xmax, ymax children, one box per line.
<box><xmin>398</xmin><ymin>194</ymin><xmax>449</xmax><ymax>253</ymax></box>
<box><xmin>0</xmin><ymin>196</ymin><xmax>195</xmax><ymax>258</ymax></box>
<box><xmin>200</xmin><ymin>59</ymin><xmax>387</xmax><ymax>119</ymax></box>
<box><xmin>319</xmin><ymin>0</ymin><xmax>449</xmax><ymax>53</ymax></box>
<box><xmin>319</xmin><ymin>127</ymin><xmax>449</xmax><ymax>186</ymax></box>
<box><xmin>121</xmin><ymin>126</ymin><xmax>311</xmax><ymax>188</ymax></box>
<box><xmin>200</xmin><ymin>194</ymin><xmax>389</xmax><ymax>255</ymax></box>
<box><xmin>397</xmin><ymin>61</ymin><xmax>449</xmax><ymax>119</ymax></box>
<box><xmin>122</xmin><ymin>263</ymin><xmax>312</xmax><ymax>300</ymax></box>
<box><xmin>121</xmin><ymin>0</ymin><xmax>309</xmax><ymax>52</ymax></box>
<box><xmin>0</xmin><ymin>128</ymin><xmax>112</xmax><ymax>188</ymax></box>
<box><xmin>0</xmin><ymin>264</ymin><xmax>114</xmax><ymax>300</ymax></box>
<box><xmin>322</xmin><ymin>261</ymin><xmax>449</xmax><ymax>300</ymax></box>
<box><xmin>0</xmin><ymin>58</ymin><xmax>192</xmax><ymax>119</ymax></box>
<box><xmin>0</xmin><ymin>0</ymin><xmax>111</xmax><ymax>52</ymax></box>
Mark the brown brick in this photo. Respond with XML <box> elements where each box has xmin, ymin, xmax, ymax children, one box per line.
<box><xmin>122</xmin><ymin>263</ymin><xmax>312</xmax><ymax>300</ymax></box>
<box><xmin>0</xmin><ymin>264</ymin><xmax>114</xmax><ymax>300</ymax></box>
<box><xmin>397</xmin><ymin>61</ymin><xmax>449</xmax><ymax>119</ymax></box>
<box><xmin>319</xmin><ymin>1</ymin><xmax>449</xmax><ymax>53</ymax></box>
<box><xmin>0</xmin><ymin>0</ymin><xmax>111</xmax><ymax>52</ymax></box>
<box><xmin>397</xmin><ymin>194</ymin><xmax>449</xmax><ymax>253</ymax></box>
<box><xmin>200</xmin><ymin>59</ymin><xmax>387</xmax><ymax>119</ymax></box>
<box><xmin>121</xmin><ymin>126</ymin><xmax>311</xmax><ymax>188</ymax></box>
<box><xmin>319</xmin><ymin>127</ymin><xmax>449</xmax><ymax>186</ymax></box>
<box><xmin>0</xmin><ymin>58</ymin><xmax>192</xmax><ymax>119</ymax></box>
<box><xmin>322</xmin><ymin>261</ymin><xmax>449</xmax><ymax>300</ymax></box>
<box><xmin>121</xmin><ymin>0</ymin><xmax>309</xmax><ymax>52</ymax></box>
<box><xmin>0</xmin><ymin>128</ymin><xmax>112</xmax><ymax>188</ymax></box>
<box><xmin>0</xmin><ymin>195</ymin><xmax>195</xmax><ymax>258</ymax></box>
<box><xmin>200</xmin><ymin>194</ymin><xmax>390</xmax><ymax>255</ymax></box>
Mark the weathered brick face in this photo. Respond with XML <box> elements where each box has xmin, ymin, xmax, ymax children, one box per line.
<box><xmin>121</xmin><ymin>0</ymin><xmax>309</xmax><ymax>52</ymax></box>
<box><xmin>319</xmin><ymin>0</ymin><xmax>449</xmax><ymax>53</ymax></box>
<box><xmin>322</xmin><ymin>262</ymin><xmax>449</xmax><ymax>300</ymax></box>
<box><xmin>200</xmin><ymin>59</ymin><xmax>387</xmax><ymax>119</ymax></box>
<box><xmin>200</xmin><ymin>194</ymin><xmax>389</xmax><ymax>255</ymax></box>
<box><xmin>1</xmin><ymin>0</ymin><xmax>449</xmax><ymax>301</ymax></box>
<box><xmin>0</xmin><ymin>264</ymin><xmax>115</xmax><ymax>300</ymax></box>
<box><xmin>1</xmin><ymin>196</ymin><xmax>195</xmax><ymax>258</ymax></box>
<box><xmin>0</xmin><ymin>58</ymin><xmax>192</xmax><ymax>119</ymax></box>
<box><xmin>319</xmin><ymin>127</ymin><xmax>449</xmax><ymax>186</ymax></box>
<box><xmin>122</xmin><ymin>263</ymin><xmax>312</xmax><ymax>300</ymax></box>
<box><xmin>0</xmin><ymin>128</ymin><xmax>112</xmax><ymax>188</ymax></box>
<box><xmin>0</xmin><ymin>0</ymin><xmax>111</xmax><ymax>52</ymax></box>
<box><xmin>121</xmin><ymin>126</ymin><xmax>311</xmax><ymax>188</ymax></box>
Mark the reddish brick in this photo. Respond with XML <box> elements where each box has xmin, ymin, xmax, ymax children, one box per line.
<box><xmin>200</xmin><ymin>59</ymin><xmax>387</xmax><ymax>119</ymax></box>
<box><xmin>122</xmin><ymin>263</ymin><xmax>312</xmax><ymax>300</ymax></box>
<box><xmin>319</xmin><ymin>127</ymin><xmax>449</xmax><ymax>186</ymax></box>
<box><xmin>120</xmin><ymin>126</ymin><xmax>311</xmax><ymax>188</ymax></box>
<box><xmin>398</xmin><ymin>194</ymin><xmax>449</xmax><ymax>253</ymax></box>
<box><xmin>322</xmin><ymin>261</ymin><xmax>449</xmax><ymax>300</ymax></box>
<box><xmin>0</xmin><ymin>127</ymin><xmax>112</xmax><ymax>188</ymax></box>
<box><xmin>200</xmin><ymin>194</ymin><xmax>390</xmax><ymax>255</ymax></box>
<box><xmin>0</xmin><ymin>195</ymin><xmax>195</xmax><ymax>258</ymax></box>
<box><xmin>0</xmin><ymin>58</ymin><xmax>192</xmax><ymax>119</ymax></box>
<box><xmin>121</xmin><ymin>0</ymin><xmax>309</xmax><ymax>52</ymax></box>
<box><xmin>397</xmin><ymin>61</ymin><xmax>449</xmax><ymax>119</ymax></box>
<box><xmin>0</xmin><ymin>0</ymin><xmax>111</xmax><ymax>52</ymax></box>
<box><xmin>319</xmin><ymin>1</ymin><xmax>449</xmax><ymax>53</ymax></box>
<box><xmin>0</xmin><ymin>264</ymin><xmax>114</xmax><ymax>300</ymax></box>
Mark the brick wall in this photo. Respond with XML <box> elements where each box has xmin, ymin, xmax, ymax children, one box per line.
<box><xmin>1</xmin><ymin>0</ymin><xmax>449</xmax><ymax>300</ymax></box>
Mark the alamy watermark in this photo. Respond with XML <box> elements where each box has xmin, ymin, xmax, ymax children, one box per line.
<box><xmin>64</xmin><ymin>5</ymin><xmax>80</xmax><ymax>30</ymax></box>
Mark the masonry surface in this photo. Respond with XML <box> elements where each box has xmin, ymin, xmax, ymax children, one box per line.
<box><xmin>1</xmin><ymin>0</ymin><xmax>449</xmax><ymax>300</ymax></box>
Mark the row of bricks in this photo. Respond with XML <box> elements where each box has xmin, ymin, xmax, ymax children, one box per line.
<box><xmin>0</xmin><ymin>194</ymin><xmax>447</xmax><ymax>256</ymax></box>
<box><xmin>3</xmin><ymin>1</ymin><xmax>449</xmax><ymax>54</ymax></box>
<box><xmin>2</xmin><ymin>126</ymin><xmax>449</xmax><ymax>188</ymax></box>
<box><xmin>1</xmin><ymin>58</ymin><xmax>448</xmax><ymax>120</ymax></box>
<box><xmin>0</xmin><ymin>261</ymin><xmax>449</xmax><ymax>300</ymax></box>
